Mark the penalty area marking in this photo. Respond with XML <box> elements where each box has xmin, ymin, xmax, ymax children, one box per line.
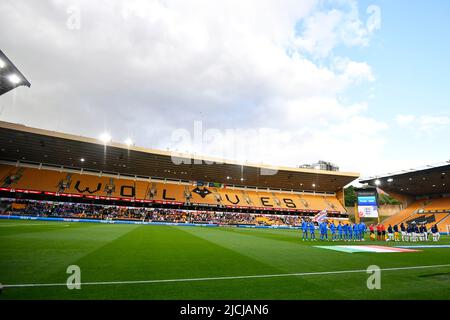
<box><xmin>3</xmin><ymin>264</ymin><xmax>450</xmax><ymax>289</ymax></box>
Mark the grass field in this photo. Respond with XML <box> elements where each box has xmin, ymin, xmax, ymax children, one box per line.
<box><xmin>1</xmin><ymin>219</ymin><xmax>450</xmax><ymax>300</ymax></box>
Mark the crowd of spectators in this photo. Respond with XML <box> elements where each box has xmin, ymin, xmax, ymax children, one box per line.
<box><xmin>0</xmin><ymin>199</ymin><xmax>305</xmax><ymax>227</ymax></box>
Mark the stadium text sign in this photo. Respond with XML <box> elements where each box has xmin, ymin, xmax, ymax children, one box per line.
<box><xmin>179</xmin><ymin>304</ymin><xmax>269</xmax><ymax>317</ymax></box>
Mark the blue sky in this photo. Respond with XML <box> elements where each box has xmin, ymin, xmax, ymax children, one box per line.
<box><xmin>346</xmin><ymin>0</ymin><xmax>450</xmax><ymax>116</ymax></box>
<box><xmin>338</xmin><ymin>0</ymin><xmax>450</xmax><ymax>171</ymax></box>
<box><xmin>0</xmin><ymin>0</ymin><xmax>449</xmax><ymax>177</ymax></box>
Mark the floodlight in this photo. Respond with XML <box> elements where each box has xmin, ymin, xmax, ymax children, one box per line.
<box><xmin>99</xmin><ymin>132</ymin><xmax>112</xmax><ymax>144</ymax></box>
<box><xmin>8</xmin><ymin>73</ymin><xmax>21</xmax><ymax>84</ymax></box>
<box><xmin>374</xmin><ymin>179</ymin><xmax>381</xmax><ymax>186</ymax></box>
<box><xmin>0</xmin><ymin>49</ymin><xmax>31</xmax><ymax>96</ymax></box>
<box><xmin>124</xmin><ymin>138</ymin><xmax>133</xmax><ymax>146</ymax></box>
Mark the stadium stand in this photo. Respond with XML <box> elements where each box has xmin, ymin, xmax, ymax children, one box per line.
<box><xmin>361</xmin><ymin>162</ymin><xmax>450</xmax><ymax>234</ymax></box>
<box><xmin>273</xmin><ymin>191</ymin><xmax>296</xmax><ymax>210</ymax></box>
<box><xmin>405</xmin><ymin>212</ymin><xmax>449</xmax><ymax>227</ymax></box>
<box><xmin>133</xmin><ymin>180</ymin><xmax>150</xmax><ymax>200</ymax></box>
<box><xmin>380</xmin><ymin>197</ymin><xmax>450</xmax><ymax>232</ymax></box>
<box><xmin>153</xmin><ymin>182</ymin><xmax>185</xmax><ymax>203</ymax></box>
<box><xmin>218</xmin><ymin>188</ymin><xmax>247</xmax><ymax>207</ymax></box>
<box><xmin>0</xmin><ymin>121</ymin><xmax>359</xmax><ymax>228</ymax></box>
<box><xmin>189</xmin><ymin>185</ymin><xmax>222</xmax><ymax>206</ymax></box>
<box><xmin>1</xmin><ymin>166</ymin><xmax>61</xmax><ymax>192</ymax></box>
<box><xmin>66</xmin><ymin>173</ymin><xmax>112</xmax><ymax>197</ymax></box>
<box><xmin>244</xmin><ymin>190</ymin><xmax>266</xmax><ymax>208</ymax></box>
<box><xmin>422</xmin><ymin>197</ymin><xmax>450</xmax><ymax>212</ymax></box>
<box><xmin>412</xmin><ymin>198</ymin><xmax>450</xmax><ymax>230</ymax></box>
<box><xmin>384</xmin><ymin>197</ymin><xmax>450</xmax><ymax>228</ymax></box>
<box><xmin>299</xmin><ymin>194</ymin><xmax>325</xmax><ymax>211</ymax></box>
<box><xmin>381</xmin><ymin>200</ymin><xmax>426</xmax><ymax>226</ymax></box>
<box><xmin>323</xmin><ymin>195</ymin><xmax>346</xmax><ymax>212</ymax></box>
<box><xmin>437</xmin><ymin>214</ymin><xmax>450</xmax><ymax>233</ymax></box>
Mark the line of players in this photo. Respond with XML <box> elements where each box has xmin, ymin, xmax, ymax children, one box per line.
<box><xmin>301</xmin><ymin>219</ymin><xmax>366</xmax><ymax>241</ymax></box>
<box><xmin>383</xmin><ymin>222</ymin><xmax>441</xmax><ymax>242</ymax></box>
<box><xmin>300</xmin><ymin>219</ymin><xmax>441</xmax><ymax>242</ymax></box>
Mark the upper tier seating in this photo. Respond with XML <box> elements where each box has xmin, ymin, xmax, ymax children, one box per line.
<box><xmin>422</xmin><ymin>198</ymin><xmax>450</xmax><ymax>212</ymax></box>
<box><xmin>0</xmin><ymin>164</ymin><xmax>345</xmax><ymax>212</ymax></box>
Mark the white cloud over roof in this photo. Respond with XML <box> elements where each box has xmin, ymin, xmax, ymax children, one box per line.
<box><xmin>0</xmin><ymin>0</ymin><xmax>391</xmax><ymax>175</ymax></box>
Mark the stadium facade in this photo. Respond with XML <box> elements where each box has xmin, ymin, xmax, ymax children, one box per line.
<box><xmin>0</xmin><ymin>121</ymin><xmax>359</xmax><ymax>223</ymax></box>
<box><xmin>360</xmin><ymin>162</ymin><xmax>450</xmax><ymax>232</ymax></box>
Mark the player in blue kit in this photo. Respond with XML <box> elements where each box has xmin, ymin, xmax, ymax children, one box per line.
<box><xmin>301</xmin><ymin>219</ymin><xmax>308</xmax><ymax>241</ymax></box>
<box><xmin>321</xmin><ymin>222</ymin><xmax>328</xmax><ymax>241</ymax></box>
<box><xmin>359</xmin><ymin>222</ymin><xmax>366</xmax><ymax>241</ymax></box>
<box><xmin>348</xmin><ymin>223</ymin><xmax>353</xmax><ymax>241</ymax></box>
<box><xmin>343</xmin><ymin>223</ymin><xmax>348</xmax><ymax>240</ymax></box>
<box><xmin>309</xmin><ymin>221</ymin><xmax>316</xmax><ymax>241</ymax></box>
<box><xmin>342</xmin><ymin>224</ymin><xmax>348</xmax><ymax>241</ymax></box>
<box><xmin>337</xmin><ymin>221</ymin><xmax>343</xmax><ymax>240</ymax></box>
<box><xmin>330</xmin><ymin>221</ymin><xmax>337</xmax><ymax>241</ymax></box>
<box><xmin>319</xmin><ymin>222</ymin><xmax>324</xmax><ymax>240</ymax></box>
<box><xmin>353</xmin><ymin>224</ymin><xmax>359</xmax><ymax>241</ymax></box>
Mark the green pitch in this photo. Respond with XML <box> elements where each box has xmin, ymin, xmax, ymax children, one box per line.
<box><xmin>1</xmin><ymin>219</ymin><xmax>449</xmax><ymax>300</ymax></box>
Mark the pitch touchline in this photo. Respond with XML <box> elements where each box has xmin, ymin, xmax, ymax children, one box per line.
<box><xmin>3</xmin><ymin>264</ymin><xmax>450</xmax><ymax>289</ymax></box>
<box><xmin>0</xmin><ymin>224</ymin><xmax>70</xmax><ymax>227</ymax></box>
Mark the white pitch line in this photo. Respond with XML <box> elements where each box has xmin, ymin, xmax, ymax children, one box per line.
<box><xmin>3</xmin><ymin>264</ymin><xmax>450</xmax><ymax>289</ymax></box>
<box><xmin>0</xmin><ymin>223</ymin><xmax>70</xmax><ymax>227</ymax></box>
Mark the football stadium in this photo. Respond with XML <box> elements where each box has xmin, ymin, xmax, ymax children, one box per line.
<box><xmin>1</xmin><ymin>1</ymin><xmax>450</xmax><ymax>312</ymax></box>
<box><xmin>0</xmin><ymin>121</ymin><xmax>449</xmax><ymax>300</ymax></box>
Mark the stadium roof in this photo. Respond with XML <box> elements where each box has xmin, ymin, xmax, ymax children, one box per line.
<box><xmin>0</xmin><ymin>121</ymin><xmax>359</xmax><ymax>193</ymax></box>
<box><xmin>360</xmin><ymin>162</ymin><xmax>450</xmax><ymax>196</ymax></box>
<box><xmin>0</xmin><ymin>49</ymin><xmax>31</xmax><ymax>96</ymax></box>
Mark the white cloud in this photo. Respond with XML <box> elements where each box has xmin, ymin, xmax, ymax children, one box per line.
<box><xmin>293</xmin><ymin>9</ymin><xmax>343</xmax><ymax>57</ymax></box>
<box><xmin>396</xmin><ymin>114</ymin><xmax>416</xmax><ymax>126</ymax></box>
<box><xmin>418</xmin><ymin>115</ymin><xmax>450</xmax><ymax>132</ymax></box>
<box><xmin>0</xmin><ymin>0</ymin><xmax>384</xmax><ymax>175</ymax></box>
<box><xmin>293</xmin><ymin>0</ymin><xmax>380</xmax><ymax>57</ymax></box>
<box><xmin>334</xmin><ymin>57</ymin><xmax>375</xmax><ymax>83</ymax></box>
<box><xmin>395</xmin><ymin>114</ymin><xmax>450</xmax><ymax>132</ymax></box>
<box><xmin>366</xmin><ymin>5</ymin><xmax>381</xmax><ymax>33</ymax></box>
